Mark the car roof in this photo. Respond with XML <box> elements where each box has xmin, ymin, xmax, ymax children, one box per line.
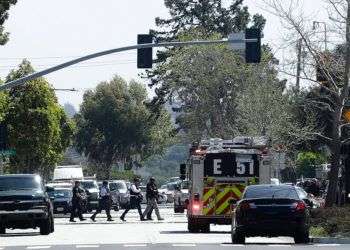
<box><xmin>246</xmin><ymin>184</ymin><xmax>296</xmax><ymax>189</ymax></box>
<box><xmin>0</xmin><ymin>174</ymin><xmax>39</xmax><ymax>178</ymax></box>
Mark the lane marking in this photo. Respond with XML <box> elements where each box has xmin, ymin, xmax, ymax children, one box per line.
<box><xmin>314</xmin><ymin>244</ymin><xmax>341</xmax><ymax>247</ymax></box>
<box><xmin>76</xmin><ymin>246</ymin><xmax>100</xmax><ymax>248</ymax></box>
<box><xmin>267</xmin><ymin>245</ymin><xmax>291</xmax><ymax>247</ymax></box>
<box><xmin>220</xmin><ymin>244</ymin><xmax>244</xmax><ymax>247</ymax></box>
<box><xmin>172</xmin><ymin>244</ymin><xmax>196</xmax><ymax>247</ymax></box>
<box><xmin>124</xmin><ymin>244</ymin><xmax>147</xmax><ymax>247</ymax></box>
<box><xmin>27</xmin><ymin>247</ymin><xmax>51</xmax><ymax>249</ymax></box>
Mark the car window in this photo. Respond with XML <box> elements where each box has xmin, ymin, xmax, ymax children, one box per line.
<box><xmin>111</xmin><ymin>181</ymin><xmax>127</xmax><ymax>191</ymax></box>
<box><xmin>49</xmin><ymin>189</ymin><xmax>72</xmax><ymax>198</ymax></box>
<box><xmin>181</xmin><ymin>181</ymin><xmax>189</xmax><ymax>189</ymax></box>
<box><xmin>81</xmin><ymin>181</ymin><xmax>98</xmax><ymax>189</ymax></box>
<box><xmin>0</xmin><ymin>176</ymin><xmax>42</xmax><ymax>191</ymax></box>
<box><xmin>296</xmin><ymin>187</ymin><xmax>308</xmax><ymax>199</ymax></box>
<box><xmin>243</xmin><ymin>186</ymin><xmax>299</xmax><ymax>199</ymax></box>
<box><xmin>167</xmin><ymin>183</ymin><xmax>176</xmax><ymax>190</ymax></box>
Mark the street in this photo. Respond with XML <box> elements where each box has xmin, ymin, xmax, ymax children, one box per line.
<box><xmin>0</xmin><ymin>206</ymin><xmax>346</xmax><ymax>250</ymax></box>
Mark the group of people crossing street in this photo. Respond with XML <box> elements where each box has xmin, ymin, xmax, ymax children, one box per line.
<box><xmin>69</xmin><ymin>177</ymin><xmax>164</xmax><ymax>222</ymax></box>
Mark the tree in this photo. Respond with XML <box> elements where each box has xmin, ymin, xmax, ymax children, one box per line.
<box><xmin>146</xmin><ymin>0</ymin><xmax>266</xmax><ymax>114</ymax></box>
<box><xmin>263</xmin><ymin>0</ymin><xmax>350</xmax><ymax>207</ymax></box>
<box><xmin>74</xmin><ymin>76</ymin><xmax>174</xmax><ymax>179</ymax></box>
<box><xmin>5</xmin><ymin>60</ymin><xmax>74</xmax><ymax>178</ymax></box>
<box><xmin>0</xmin><ymin>0</ymin><xmax>17</xmax><ymax>45</ymax></box>
<box><xmin>296</xmin><ymin>151</ymin><xmax>327</xmax><ymax>178</ymax></box>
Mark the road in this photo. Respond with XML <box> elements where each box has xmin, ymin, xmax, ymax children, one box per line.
<box><xmin>0</xmin><ymin>206</ymin><xmax>347</xmax><ymax>250</ymax></box>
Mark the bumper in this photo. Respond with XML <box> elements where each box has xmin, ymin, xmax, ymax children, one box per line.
<box><xmin>235</xmin><ymin>220</ymin><xmax>308</xmax><ymax>237</ymax></box>
<box><xmin>0</xmin><ymin>209</ymin><xmax>49</xmax><ymax>228</ymax></box>
<box><xmin>188</xmin><ymin>215</ymin><xmax>231</xmax><ymax>225</ymax></box>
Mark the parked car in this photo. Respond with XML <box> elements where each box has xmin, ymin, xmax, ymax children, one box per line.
<box><xmin>164</xmin><ymin>182</ymin><xmax>178</xmax><ymax>203</ymax></box>
<box><xmin>47</xmin><ymin>187</ymin><xmax>72</xmax><ymax>214</ymax></box>
<box><xmin>46</xmin><ymin>182</ymin><xmax>72</xmax><ymax>189</ymax></box>
<box><xmin>80</xmin><ymin>180</ymin><xmax>99</xmax><ymax>211</ymax></box>
<box><xmin>110</xmin><ymin>180</ymin><xmax>129</xmax><ymax>208</ymax></box>
<box><xmin>0</xmin><ymin>174</ymin><xmax>54</xmax><ymax>235</ymax></box>
<box><xmin>174</xmin><ymin>180</ymin><xmax>189</xmax><ymax>213</ymax></box>
<box><xmin>231</xmin><ymin>184</ymin><xmax>310</xmax><ymax>244</ymax></box>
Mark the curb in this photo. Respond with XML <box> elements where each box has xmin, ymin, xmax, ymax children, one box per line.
<box><xmin>311</xmin><ymin>237</ymin><xmax>350</xmax><ymax>244</ymax></box>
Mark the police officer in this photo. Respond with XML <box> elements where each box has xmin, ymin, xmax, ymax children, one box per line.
<box><xmin>120</xmin><ymin>177</ymin><xmax>145</xmax><ymax>221</ymax></box>
<box><xmin>70</xmin><ymin>181</ymin><xmax>86</xmax><ymax>222</ymax></box>
<box><xmin>142</xmin><ymin>177</ymin><xmax>164</xmax><ymax>221</ymax></box>
<box><xmin>90</xmin><ymin>180</ymin><xmax>113</xmax><ymax>222</ymax></box>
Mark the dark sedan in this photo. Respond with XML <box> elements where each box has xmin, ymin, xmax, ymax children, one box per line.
<box><xmin>231</xmin><ymin>184</ymin><xmax>310</xmax><ymax>244</ymax></box>
<box><xmin>48</xmin><ymin>187</ymin><xmax>72</xmax><ymax>214</ymax></box>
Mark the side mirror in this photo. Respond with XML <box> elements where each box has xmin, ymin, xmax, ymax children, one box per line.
<box><xmin>45</xmin><ymin>186</ymin><xmax>54</xmax><ymax>193</ymax></box>
<box><xmin>180</xmin><ymin>163</ymin><xmax>186</xmax><ymax>180</ymax></box>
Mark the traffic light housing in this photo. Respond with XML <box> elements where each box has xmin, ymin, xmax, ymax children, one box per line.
<box><xmin>245</xmin><ymin>28</ymin><xmax>261</xmax><ymax>63</ymax></box>
<box><xmin>137</xmin><ymin>34</ymin><xmax>153</xmax><ymax>69</ymax></box>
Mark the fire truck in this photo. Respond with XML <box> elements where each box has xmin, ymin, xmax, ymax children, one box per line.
<box><xmin>181</xmin><ymin>136</ymin><xmax>272</xmax><ymax>233</ymax></box>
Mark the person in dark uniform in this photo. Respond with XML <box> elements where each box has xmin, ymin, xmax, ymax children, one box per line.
<box><xmin>120</xmin><ymin>177</ymin><xmax>145</xmax><ymax>221</ymax></box>
<box><xmin>70</xmin><ymin>181</ymin><xmax>86</xmax><ymax>222</ymax></box>
<box><xmin>142</xmin><ymin>177</ymin><xmax>164</xmax><ymax>221</ymax></box>
<box><xmin>90</xmin><ymin>180</ymin><xmax>113</xmax><ymax>222</ymax></box>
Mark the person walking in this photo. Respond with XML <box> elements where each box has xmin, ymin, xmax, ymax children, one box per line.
<box><xmin>69</xmin><ymin>181</ymin><xmax>86</xmax><ymax>222</ymax></box>
<box><xmin>90</xmin><ymin>180</ymin><xmax>113</xmax><ymax>222</ymax></box>
<box><xmin>142</xmin><ymin>177</ymin><xmax>164</xmax><ymax>221</ymax></box>
<box><xmin>120</xmin><ymin>177</ymin><xmax>145</xmax><ymax>221</ymax></box>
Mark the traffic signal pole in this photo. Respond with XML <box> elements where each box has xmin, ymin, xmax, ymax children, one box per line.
<box><xmin>0</xmin><ymin>38</ymin><xmax>258</xmax><ymax>91</ymax></box>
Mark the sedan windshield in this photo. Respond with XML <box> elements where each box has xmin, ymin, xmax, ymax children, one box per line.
<box><xmin>243</xmin><ymin>185</ymin><xmax>299</xmax><ymax>200</ymax></box>
<box><xmin>0</xmin><ymin>176</ymin><xmax>42</xmax><ymax>191</ymax></box>
<box><xmin>49</xmin><ymin>189</ymin><xmax>72</xmax><ymax>198</ymax></box>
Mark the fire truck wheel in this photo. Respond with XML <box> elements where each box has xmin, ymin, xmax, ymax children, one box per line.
<box><xmin>200</xmin><ymin>223</ymin><xmax>210</xmax><ymax>233</ymax></box>
<box><xmin>188</xmin><ymin>218</ymin><xmax>200</xmax><ymax>233</ymax></box>
<box><xmin>231</xmin><ymin>230</ymin><xmax>245</xmax><ymax>244</ymax></box>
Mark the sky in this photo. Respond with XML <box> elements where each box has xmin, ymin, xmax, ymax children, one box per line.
<box><xmin>0</xmin><ymin>0</ymin><xmax>329</xmax><ymax>109</ymax></box>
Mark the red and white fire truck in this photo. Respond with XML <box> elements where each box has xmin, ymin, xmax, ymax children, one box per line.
<box><xmin>182</xmin><ymin>137</ymin><xmax>272</xmax><ymax>233</ymax></box>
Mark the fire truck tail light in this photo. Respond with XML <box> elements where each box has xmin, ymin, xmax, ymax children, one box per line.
<box><xmin>194</xmin><ymin>193</ymin><xmax>200</xmax><ymax>201</ymax></box>
<box><xmin>192</xmin><ymin>203</ymin><xmax>200</xmax><ymax>211</ymax></box>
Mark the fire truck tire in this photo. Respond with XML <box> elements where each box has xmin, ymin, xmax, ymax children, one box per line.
<box><xmin>231</xmin><ymin>230</ymin><xmax>245</xmax><ymax>244</ymax></box>
<box><xmin>188</xmin><ymin>218</ymin><xmax>200</xmax><ymax>233</ymax></box>
<box><xmin>200</xmin><ymin>223</ymin><xmax>210</xmax><ymax>233</ymax></box>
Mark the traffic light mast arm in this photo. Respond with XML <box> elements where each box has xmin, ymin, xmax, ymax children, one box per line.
<box><xmin>0</xmin><ymin>38</ymin><xmax>258</xmax><ymax>91</ymax></box>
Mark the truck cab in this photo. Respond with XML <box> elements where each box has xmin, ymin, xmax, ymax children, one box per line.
<box><xmin>183</xmin><ymin>137</ymin><xmax>271</xmax><ymax>233</ymax></box>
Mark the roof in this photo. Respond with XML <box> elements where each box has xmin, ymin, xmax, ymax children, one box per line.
<box><xmin>0</xmin><ymin>174</ymin><xmax>39</xmax><ymax>178</ymax></box>
<box><xmin>247</xmin><ymin>184</ymin><xmax>295</xmax><ymax>189</ymax></box>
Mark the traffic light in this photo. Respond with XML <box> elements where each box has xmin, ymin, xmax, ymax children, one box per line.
<box><xmin>245</xmin><ymin>28</ymin><xmax>261</xmax><ymax>63</ymax></box>
<box><xmin>137</xmin><ymin>34</ymin><xmax>153</xmax><ymax>69</ymax></box>
<box><xmin>0</xmin><ymin>123</ymin><xmax>8</xmax><ymax>151</ymax></box>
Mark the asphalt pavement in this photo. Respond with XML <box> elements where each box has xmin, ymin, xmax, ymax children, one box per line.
<box><xmin>0</xmin><ymin>205</ymin><xmax>347</xmax><ymax>249</ymax></box>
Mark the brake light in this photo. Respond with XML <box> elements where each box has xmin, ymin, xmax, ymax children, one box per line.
<box><xmin>295</xmin><ymin>201</ymin><xmax>306</xmax><ymax>211</ymax></box>
<box><xmin>192</xmin><ymin>203</ymin><xmax>200</xmax><ymax>211</ymax></box>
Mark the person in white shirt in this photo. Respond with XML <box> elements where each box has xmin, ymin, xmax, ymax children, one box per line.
<box><xmin>90</xmin><ymin>181</ymin><xmax>113</xmax><ymax>222</ymax></box>
<box><xmin>120</xmin><ymin>177</ymin><xmax>145</xmax><ymax>221</ymax></box>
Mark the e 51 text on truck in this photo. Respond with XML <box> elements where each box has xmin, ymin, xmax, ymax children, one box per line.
<box><xmin>180</xmin><ymin>137</ymin><xmax>272</xmax><ymax>233</ymax></box>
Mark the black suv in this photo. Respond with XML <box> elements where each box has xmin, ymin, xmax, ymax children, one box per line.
<box><xmin>231</xmin><ymin>184</ymin><xmax>310</xmax><ymax>244</ymax></box>
<box><xmin>0</xmin><ymin>174</ymin><xmax>54</xmax><ymax>235</ymax></box>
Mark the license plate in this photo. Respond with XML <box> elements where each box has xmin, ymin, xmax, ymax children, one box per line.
<box><xmin>57</xmin><ymin>207</ymin><xmax>64</xmax><ymax>212</ymax></box>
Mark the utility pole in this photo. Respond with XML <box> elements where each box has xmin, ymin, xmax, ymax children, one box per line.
<box><xmin>296</xmin><ymin>38</ymin><xmax>302</xmax><ymax>92</ymax></box>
